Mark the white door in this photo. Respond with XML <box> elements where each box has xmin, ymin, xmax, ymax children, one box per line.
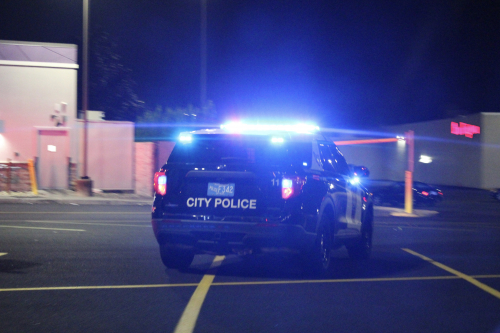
<box><xmin>38</xmin><ymin>130</ymin><xmax>68</xmax><ymax>189</ymax></box>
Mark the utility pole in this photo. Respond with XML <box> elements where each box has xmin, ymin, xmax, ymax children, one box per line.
<box><xmin>200</xmin><ymin>0</ymin><xmax>207</xmax><ymax>109</ymax></box>
<box><xmin>76</xmin><ymin>0</ymin><xmax>93</xmax><ymax>196</ymax></box>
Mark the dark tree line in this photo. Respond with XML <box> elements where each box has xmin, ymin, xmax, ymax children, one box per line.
<box><xmin>87</xmin><ymin>30</ymin><xmax>218</xmax><ymax>140</ymax></box>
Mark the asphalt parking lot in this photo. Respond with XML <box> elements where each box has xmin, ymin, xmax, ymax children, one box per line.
<box><xmin>0</xmin><ymin>187</ymin><xmax>499</xmax><ymax>333</ymax></box>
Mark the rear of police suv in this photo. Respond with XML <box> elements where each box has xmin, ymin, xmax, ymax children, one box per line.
<box><xmin>151</xmin><ymin>129</ymin><xmax>319</xmax><ymax>269</ymax></box>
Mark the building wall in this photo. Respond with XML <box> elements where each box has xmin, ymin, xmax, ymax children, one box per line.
<box><xmin>340</xmin><ymin>113</ymin><xmax>491</xmax><ymax>189</ymax></box>
<box><xmin>135</xmin><ymin>142</ymin><xmax>155</xmax><ymax>196</ymax></box>
<box><xmin>385</xmin><ymin>115</ymin><xmax>482</xmax><ymax>188</ymax></box>
<box><xmin>480</xmin><ymin>113</ymin><xmax>500</xmax><ymax>189</ymax></box>
<box><xmin>77</xmin><ymin>120</ymin><xmax>135</xmax><ymax>190</ymax></box>
<box><xmin>0</xmin><ymin>63</ymin><xmax>78</xmax><ymax>163</ymax></box>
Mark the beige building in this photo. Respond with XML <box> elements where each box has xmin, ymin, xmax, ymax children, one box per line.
<box><xmin>0</xmin><ymin>40</ymin><xmax>134</xmax><ymax>191</ymax></box>
<box><xmin>339</xmin><ymin>113</ymin><xmax>500</xmax><ymax>190</ymax></box>
<box><xmin>0</xmin><ymin>40</ymin><xmax>78</xmax><ymax>189</ymax></box>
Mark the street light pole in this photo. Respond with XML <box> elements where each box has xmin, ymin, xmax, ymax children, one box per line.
<box><xmin>82</xmin><ymin>0</ymin><xmax>89</xmax><ymax>178</ymax></box>
<box><xmin>200</xmin><ymin>0</ymin><xmax>207</xmax><ymax>109</ymax></box>
<box><xmin>76</xmin><ymin>0</ymin><xmax>93</xmax><ymax>196</ymax></box>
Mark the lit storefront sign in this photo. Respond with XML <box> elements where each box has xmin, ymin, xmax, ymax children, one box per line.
<box><xmin>451</xmin><ymin>122</ymin><xmax>480</xmax><ymax>138</ymax></box>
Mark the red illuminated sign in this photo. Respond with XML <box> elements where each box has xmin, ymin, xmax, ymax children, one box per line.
<box><xmin>451</xmin><ymin>122</ymin><xmax>480</xmax><ymax>138</ymax></box>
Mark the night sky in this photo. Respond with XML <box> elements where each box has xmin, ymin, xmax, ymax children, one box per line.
<box><xmin>1</xmin><ymin>0</ymin><xmax>499</xmax><ymax>129</ymax></box>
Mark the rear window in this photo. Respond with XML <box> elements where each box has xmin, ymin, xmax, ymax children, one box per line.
<box><xmin>168</xmin><ymin>134</ymin><xmax>312</xmax><ymax>169</ymax></box>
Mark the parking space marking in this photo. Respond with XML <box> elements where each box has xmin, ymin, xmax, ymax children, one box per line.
<box><xmin>0</xmin><ymin>283</ymin><xmax>200</xmax><ymax>292</ymax></box>
<box><xmin>402</xmin><ymin>248</ymin><xmax>500</xmax><ymax>300</ymax></box>
<box><xmin>0</xmin><ymin>274</ymin><xmax>499</xmax><ymax>293</ymax></box>
<box><xmin>0</xmin><ymin>275</ymin><xmax>480</xmax><ymax>293</ymax></box>
<box><xmin>0</xmin><ymin>225</ymin><xmax>85</xmax><ymax>232</ymax></box>
<box><xmin>25</xmin><ymin>220</ymin><xmax>149</xmax><ymax>228</ymax></box>
<box><xmin>174</xmin><ymin>255</ymin><xmax>225</xmax><ymax>333</ymax></box>
<box><xmin>0</xmin><ymin>253</ymin><xmax>7</xmax><ymax>257</ymax></box>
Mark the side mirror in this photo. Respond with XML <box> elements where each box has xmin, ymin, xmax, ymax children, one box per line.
<box><xmin>351</xmin><ymin>165</ymin><xmax>370</xmax><ymax>178</ymax></box>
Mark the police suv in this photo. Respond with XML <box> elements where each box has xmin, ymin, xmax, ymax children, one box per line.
<box><xmin>152</xmin><ymin>123</ymin><xmax>373</xmax><ymax>274</ymax></box>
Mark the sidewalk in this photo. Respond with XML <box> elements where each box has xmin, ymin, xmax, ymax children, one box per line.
<box><xmin>0</xmin><ymin>190</ymin><xmax>153</xmax><ymax>206</ymax></box>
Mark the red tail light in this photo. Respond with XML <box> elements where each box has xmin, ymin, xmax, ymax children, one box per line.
<box><xmin>154</xmin><ymin>171</ymin><xmax>167</xmax><ymax>195</ymax></box>
<box><xmin>422</xmin><ymin>191</ymin><xmax>429</xmax><ymax>196</ymax></box>
<box><xmin>282</xmin><ymin>176</ymin><xmax>305</xmax><ymax>200</ymax></box>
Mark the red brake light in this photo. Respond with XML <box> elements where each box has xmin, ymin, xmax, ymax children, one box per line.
<box><xmin>282</xmin><ymin>176</ymin><xmax>305</xmax><ymax>200</ymax></box>
<box><xmin>154</xmin><ymin>171</ymin><xmax>167</xmax><ymax>195</ymax></box>
<box><xmin>422</xmin><ymin>191</ymin><xmax>429</xmax><ymax>196</ymax></box>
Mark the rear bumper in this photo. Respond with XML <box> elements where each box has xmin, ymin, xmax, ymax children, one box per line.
<box><xmin>151</xmin><ymin>217</ymin><xmax>316</xmax><ymax>254</ymax></box>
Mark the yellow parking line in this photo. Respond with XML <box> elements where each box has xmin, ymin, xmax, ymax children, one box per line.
<box><xmin>0</xmin><ymin>283</ymin><xmax>199</xmax><ymax>292</ymax></box>
<box><xmin>0</xmin><ymin>225</ymin><xmax>85</xmax><ymax>232</ymax></box>
<box><xmin>0</xmin><ymin>275</ymin><xmax>464</xmax><ymax>293</ymax></box>
<box><xmin>0</xmin><ymin>274</ymin><xmax>499</xmax><ymax>293</ymax></box>
<box><xmin>174</xmin><ymin>255</ymin><xmax>225</xmax><ymax>333</ymax></box>
<box><xmin>402</xmin><ymin>248</ymin><xmax>500</xmax><ymax>300</ymax></box>
<box><xmin>0</xmin><ymin>253</ymin><xmax>7</xmax><ymax>257</ymax></box>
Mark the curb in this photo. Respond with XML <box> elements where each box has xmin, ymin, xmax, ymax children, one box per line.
<box><xmin>0</xmin><ymin>196</ymin><xmax>152</xmax><ymax>206</ymax></box>
<box><xmin>374</xmin><ymin>206</ymin><xmax>439</xmax><ymax>218</ymax></box>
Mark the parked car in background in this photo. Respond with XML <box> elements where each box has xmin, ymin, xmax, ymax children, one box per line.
<box><xmin>363</xmin><ymin>179</ymin><xmax>443</xmax><ymax>207</ymax></box>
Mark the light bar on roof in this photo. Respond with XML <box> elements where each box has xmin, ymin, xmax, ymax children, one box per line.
<box><xmin>179</xmin><ymin>134</ymin><xmax>192</xmax><ymax>142</ymax></box>
<box><xmin>220</xmin><ymin>122</ymin><xmax>319</xmax><ymax>133</ymax></box>
<box><xmin>271</xmin><ymin>137</ymin><xmax>284</xmax><ymax>143</ymax></box>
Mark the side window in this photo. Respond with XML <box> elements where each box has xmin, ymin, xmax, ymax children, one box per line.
<box><xmin>318</xmin><ymin>143</ymin><xmax>335</xmax><ymax>172</ymax></box>
<box><xmin>329</xmin><ymin>145</ymin><xmax>350</xmax><ymax>176</ymax></box>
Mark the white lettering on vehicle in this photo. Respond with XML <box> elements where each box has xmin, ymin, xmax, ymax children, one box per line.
<box><xmin>187</xmin><ymin>197</ymin><xmax>256</xmax><ymax>209</ymax></box>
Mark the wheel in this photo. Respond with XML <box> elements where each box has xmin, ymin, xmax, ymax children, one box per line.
<box><xmin>304</xmin><ymin>212</ymin><xmax>333</xmax><ymax>276</ymax></box>
<box><xmin>159</xmin><ymin>245</ymin><xmax>194</xmax><ymax>269</ymax></box>
<box><xmin>347</xmin><ymin>207</ymin><xmax>373</xmax><ymax>260</ymax></box>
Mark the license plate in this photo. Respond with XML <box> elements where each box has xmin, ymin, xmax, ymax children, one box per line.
<box><xmin>430</xmin><ymin>191</ymin><xmax>437</xmax><ymax>195</ymax></box>
<box><xmin>207</xmin><ymin>183</ymin><xmax>235</xmax><ymax>197</ymax></box>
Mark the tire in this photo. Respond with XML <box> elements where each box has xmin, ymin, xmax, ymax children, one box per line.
<box><xmin>160</xmin><ymin>245</ymin><xmax>194</xmax><ymax>269</ymax></box>
<box><xmin>305</xmin><ymin>212</ymin><xmax>333</xmax><ymax>276</ymax></box>
<box><xmin>347</xmin><ymin>208</ymin><xmax>373</xmax><ymax>260</ymax></box>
